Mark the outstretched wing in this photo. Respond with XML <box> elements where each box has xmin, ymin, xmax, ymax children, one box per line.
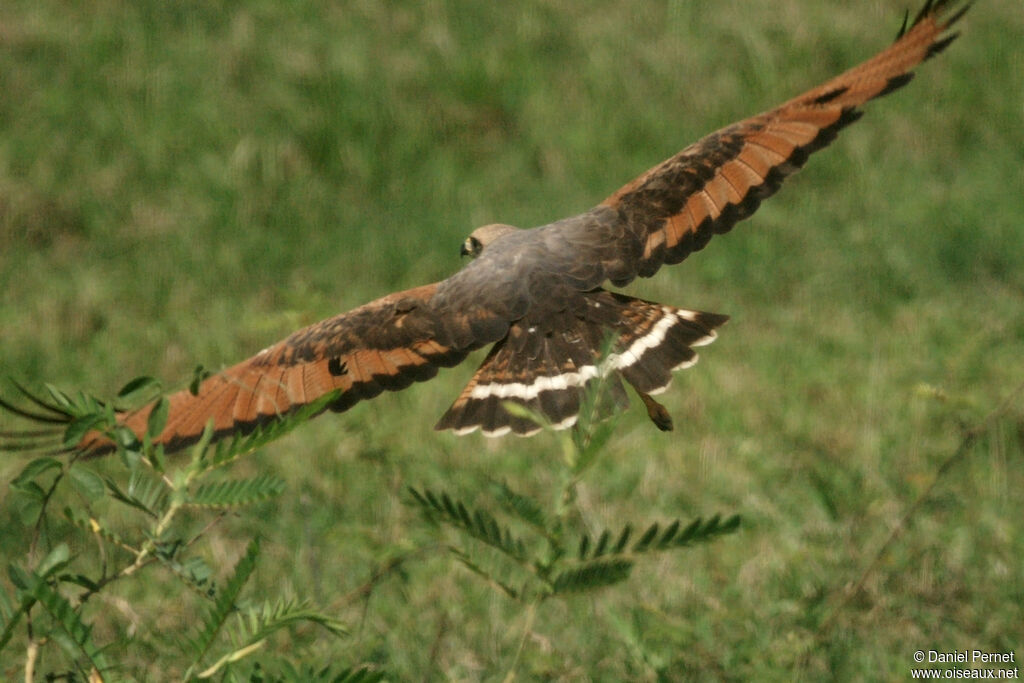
<box><xmin>3</xmin><ymin>283</ymin><xmax>494</xmax><ymax>457</ymax></box>
<box><xmin>599</xmin><ymin>0</ymin><xmax>968</xmax><ymax>280</ymax></box>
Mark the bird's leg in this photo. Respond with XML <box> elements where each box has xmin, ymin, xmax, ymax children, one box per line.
<box><xmin>638</xmin><ymin>391</ymin><xmax>673</xmax><ymax>431</ymax></box>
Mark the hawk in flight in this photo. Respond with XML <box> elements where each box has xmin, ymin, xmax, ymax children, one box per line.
<box><xmin>1</xmin><ymin>0</ymin><xmax>967</xmax><ymax>457</ymax></box>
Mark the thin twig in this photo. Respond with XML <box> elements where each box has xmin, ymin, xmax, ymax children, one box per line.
<box><xmin>338</xmin><ymin>545</ymin><xmax>441</xmax><ymax>608</ymax></box>
<box><xmin>24</xmin><ymin>638</ymin><xmax>38</xmax><ymax>683</ymax></box>
<box><xmin>77</xmin><ymin>510</ymin><xmax>227</xmax><ymax>605</ymax></box>
<box><xmin>422</xmin><ymin>610</ymin><xmax>450</xmax><ymax>683</ymax></box>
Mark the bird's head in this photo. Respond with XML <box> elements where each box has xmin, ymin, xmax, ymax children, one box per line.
<box><xmin>461</xmin><ymin>223</ymin><xmax>519</xmax><ymax>258</ymax></box>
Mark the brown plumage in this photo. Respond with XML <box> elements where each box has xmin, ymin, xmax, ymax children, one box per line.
<box><xmin>0</xmin><ymin>0</ymin><xmax>967</xmax><ymax>457</ymax></box>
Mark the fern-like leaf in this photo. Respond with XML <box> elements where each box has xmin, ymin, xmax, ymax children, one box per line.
<box><xmin>115</xmin><ymin>376</ymin><xmax>161</xmax><ymax>405</ymax></box>
<box><xmin>448</xmin><ymin>547</ymin><xmax>521</xmax><ymax>600</ymax></box>
<box><xmin>62</xmin><ymin>413</ymin><xmax>110</xmax><ymax>450</ymax></box>
<box><xmin>68</xmin><ymin>464</ymin><xmax>105</xmax><ymax>502</ymax></box>
<box><xmin>0</xmin><ymin>582</ymin><xmax>12</xmax><ymax>623</ymax></box>
<box><xmin>197</xmin><ymin>600</ymin><xmax>347</xmax><ymax>678</ymax></box>
<box><xmin>104</xmin><ymin>470</ymin><xmax>169</xmax><ymax>518</ymax></box>
<box><xmin>0</xmin><ymin>592</ymin><xmax>29</xmax><ymax>654</ymax></box>
<box><xmin>186</xmin><ymin>539</ymin><xmax>260</xmax><ymax>671</ymax></box>
<box><xmin>11</xmin><ymin>457</ymin><xmax>63</xmax><ymax>487</ymax></box>
<box><xmin>27</xmin><ymin>575</ymin><xmax>111</xmax><ymax>675</ymax></box>
<box><xmin>238</xmin><ymin>598</ymin><xmax>348</xmax><ymax>644</ymax></box>
<box><xmin>160</xmin><ymin>555</ymin><xmax>217</xmax><ymax>601</ymax></box>
<box><xmin>0</xmin><ymin>547</ymin><xmax>71</xmax><ymax>655</ymax></box>
<box><xmin>64</xmin><ymin>507</ymin><xmax>131</xmax><ymax>552</ymax></box>
<box><xmin>0</xmin><ymin>567</ymin><xmax>36</xmax><ymax>654</ymax></box>
<box><xmin>577</xmin><ymin>515</ymin><xmax>740</xmax><ymax>560</ymax></box>
<box><xmin>189</xmin><ymin>474</ymin><xmax>286</xmax><ymax>508</ymax></box>
<box><xmin>201</xmin><ymin>391</ymin><xmax>341</xmax><ymax>470</ymax></box>
<box><xmin>551</xmin><ymin>557</ymin><xmax>634</xmax><ymax>594</ymax></box>
<box><xmin>491</xmin><ymin>480</ymin><xmax>549</xmax><ymax>534</ymax></box>
<box><xmin>45</xmin><ymin>384</ymin><xmax>104</xmax><ymax>417</ymax></box>
<box><xmin>0</xmin><ymin>584</ymin><xmax>14</xmax><ymax>657</ymax></box>
<box><xmin>407</xmin><ymin>488</ymin><xmax>528</xmax><ymax>562</ymax></box>
<box><xmin>658</xmin><ymin>514</ymin><xmax>741</xmax><ymax>550</ymax></box>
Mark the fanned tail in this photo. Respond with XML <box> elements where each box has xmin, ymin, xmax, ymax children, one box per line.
<box><xmin>435</xmin><ymin>291</ymin><xmax>727</xmax><ymax>436</ymax></box>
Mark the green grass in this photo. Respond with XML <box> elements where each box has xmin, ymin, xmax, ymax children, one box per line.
<box><xmin>2</xmin><ymin>0</ymin><xmax>1023</xmax><ymax>679</ymax></box>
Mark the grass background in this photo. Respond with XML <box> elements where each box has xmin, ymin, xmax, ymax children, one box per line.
<box><xmin>1</xmin><ymin>0</ymin><xmax>1022</xmax><ymax>679</ymax></box>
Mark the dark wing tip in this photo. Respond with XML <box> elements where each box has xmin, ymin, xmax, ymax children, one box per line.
<box><xmin>910</xmin><ymin>0</ymin><xmax>939</xmax><ymax>30</ymax></box>
<box><xmin>896</xmin><ymin>10</ymin><xmax>911</xmax><ymax>40</ymax></box>
<box><xmin>943</xmin><ymin>2</ymin><xmax>973</xmax><ymax>31</ymax></box>
<box><xmin>926</xmin><ymin>32</ymin><xmax>961</xmax><ymax>60</ymax></box>
<box><xmin>875</xmin><ymin>72</ymin><xmax>916</xmax><ymax>100</ymax></box>
<box><xmin>904</xmin><ymin>0</ymin><xmax>971</xmax><ymax>41</ymax></box>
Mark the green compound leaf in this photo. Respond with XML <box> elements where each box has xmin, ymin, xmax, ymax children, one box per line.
<box><xmin>187</xmin><ymin>539</ymin><xmax>260</xmax><ymax>669</ymax></box>
<box><xmin>188</xmin><ymin>475</ymin><xmax>286</xmax><ymax>508</ymax></box>
<box><xmin>28</xmin><ymin>573</ymin><xmax>111</xmax><ymax>674</ymax></box>
<box><xmin>551</xmin><ymin>557</ymin><xmax>634</xmax><ymax>594</ymax></box>
<box><xmin>408</xmin><ymin>487</ymin><xmax>528</xmax><ymax>563</ymax></box>
<box><xmin>68</xmin><ymin>464</ymin><xmax>105</xmax><ymax>502</ymax></box>
<box><xmin>11</xmin><ymin>457</ymin><xmax>62</xmax><ymax>487</ymax></box>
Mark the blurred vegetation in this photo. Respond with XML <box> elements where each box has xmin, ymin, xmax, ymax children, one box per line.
<box><xmin>1</xmin><ymin>0</ymin><xmax>1022</xmax><ymax>679</ymax></box>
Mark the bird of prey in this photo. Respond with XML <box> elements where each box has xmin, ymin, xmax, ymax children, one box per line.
<box><xmin>0</xmin><ymin>0</ymin><xmax>967</xmax><ymax>458</ymax></box>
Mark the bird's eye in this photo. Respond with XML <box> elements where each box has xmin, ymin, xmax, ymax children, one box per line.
<box><xmin>461</xmin><ymin>236</ymin><xmax>482</xmax><ymax>258</ymax></box>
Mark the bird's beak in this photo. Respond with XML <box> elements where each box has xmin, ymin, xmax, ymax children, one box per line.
<box><xmin>460</xmin><ymin>240</ymin><xmax>472</xmax><ymax>257</ymax></box>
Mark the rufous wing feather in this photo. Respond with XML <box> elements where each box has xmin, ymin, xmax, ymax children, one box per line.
<box><xmin>601</xmin><ymin>0</ymin><xmax>968</xmax><ymax>278</ymax></box>
<box><xmin>76</xmin><ymin>283</ymin><xmax>473</xmax><ymax>456</ymax></box>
